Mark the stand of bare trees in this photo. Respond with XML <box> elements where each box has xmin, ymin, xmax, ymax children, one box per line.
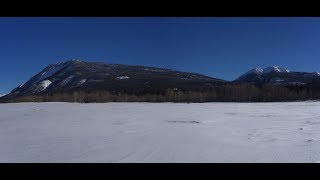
<box><xmin>6</xmin><ymin>84</ymin><xmax>320</xmax><ymax>103</ymax></box>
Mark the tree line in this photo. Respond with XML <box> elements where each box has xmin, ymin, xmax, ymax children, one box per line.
<box><xmin>6</xmin><ymin>83</ymin><xmax>320</xmax><ymax>103</ymax></box>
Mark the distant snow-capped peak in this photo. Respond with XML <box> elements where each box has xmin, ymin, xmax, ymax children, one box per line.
<box><xmin>236</xmin><ymin>66</ymin><xmax>290</xmax><ymax>81</ymax></box>
<box><xmin>70</xmin><ymin>59</ymin><xmax>82</xmax><ymax>62</ymax></box>
<box><xmin>243</xmin><ymin>66</ymin><xmax>290</xmax><ymax>76</ymax></box>
<box><xmin>263</xmin><ymin>66</ymin><xmax>290</xmax><ymax>73</ymax></box>
<box><xmin>251</xmin><ymin>68</ymin><xmax>264</xmax><ymax>74</ymax></box>
<box><xmin>241</xmin><ymin>68</ymin><xmax>264</xmax><ymax>77</ymax></box>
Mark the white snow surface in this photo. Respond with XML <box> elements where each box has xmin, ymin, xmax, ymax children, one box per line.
<box><xmin>1</xmin><ymin>102</ymin><xmax>320</xmax><ymax>163</ymax></box>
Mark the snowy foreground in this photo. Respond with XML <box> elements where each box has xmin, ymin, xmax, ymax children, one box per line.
<box><xmin>1</xmin><ymin>102</ymin><xmax>320</xmax><ymax>163</ymax></box>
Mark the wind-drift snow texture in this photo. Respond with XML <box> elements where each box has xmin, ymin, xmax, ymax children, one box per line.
<box><xmin>1</xmin><ymin>102</ymin><xmax>320</xmax><ymax>163</ymax></box>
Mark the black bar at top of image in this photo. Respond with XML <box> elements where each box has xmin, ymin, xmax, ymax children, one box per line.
<box><xmin>0</xmin><ymin>1</ymin><xmax>320</xmax><ymax>17</ymax></box>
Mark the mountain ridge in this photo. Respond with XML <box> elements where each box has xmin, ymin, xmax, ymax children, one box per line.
<box><xmin>234</xmin><ymin>65</ymin><xmax>320</xmax><ymax>85</ymax></box>
<box><xmin>1</xmin><ymin>59</ymin><xmax>228</xmax><ymax>101</ymax></box>
<box><xmin>1</xmin><ymin>61</ymin><xmax>320</xmax><ymax>103</ymax></box>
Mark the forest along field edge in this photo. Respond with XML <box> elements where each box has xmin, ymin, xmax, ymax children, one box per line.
<box><xmin>0</xmin><ymin>101</ymin><xmax>320</xmax><ymax>162</ymax></box>
<box><xmin>2</xmin><ymin>84</ymin><xmax>320</xmax><ymax>103</ymax></box>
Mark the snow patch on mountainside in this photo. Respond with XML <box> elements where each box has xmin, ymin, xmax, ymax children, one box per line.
<box><xmin>144</xmin><ymin>68</ymin><xmax>166</xmax><ymax>72</ymax></box>
<box><xmin>71</xmin><ymin>59</ymin><xmax>82</xmax><ymax>62</ymax></box>
<box><xmin>60</xmin><ymin>75</ymin><xmax>75</xmax><ymax>86</ymax></box>
<box><xmin>270</xmin><ymin>77</ymin><xmax>285</xmax><ymax>82</ymax></box>
<box><xmin>116</xmin><ymin>76</ymin><xmax>130</xmax><ymax>80</ymax></box>
<box><xmin>37</xmin><ymin>62</ymin><xmax>69</xmax><ymax>83</ymax></box>
<box><xmin>243</xmin><ymin>68</ymin><xmax>264</xmax><ymax>76</ymax></box>
<box><xmin>77</xmin><ymin>79</ymin><xmax>87</xmax><ymax>86</ymax></box>
<box><xmin>38</xmin><ymin>80</ymin><xmax>52</xmax><ymax>91</ymax></box>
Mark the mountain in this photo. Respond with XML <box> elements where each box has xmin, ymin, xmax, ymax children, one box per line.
<box><xmin>2</xmin><ymin>60</ymin><xmax>228</xmax><ymax>101</ymax></box>
<box><xmin>234</xmin><ymin>66</ymin><xmax>320</xmax><ymax>85</ymax></box>
<box><xmin>2</xmin><ymin>62</ymin><xmax>320</xmax><ymax>103</ymax></box>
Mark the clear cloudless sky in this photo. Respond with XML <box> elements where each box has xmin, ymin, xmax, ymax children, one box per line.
<box><xmin>1</xmin><ymin>17</ymin><xmax>320</xmax><ymax>93</ymax></box>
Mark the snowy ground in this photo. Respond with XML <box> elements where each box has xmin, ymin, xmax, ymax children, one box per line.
<box><xmin>1</xmin><ymin>102</ymin><xmax>320</xmax><ymax>163</ymax></box>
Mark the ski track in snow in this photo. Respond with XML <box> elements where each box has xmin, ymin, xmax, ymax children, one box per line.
<box><xmin>1</xmin><ymin>102</ymin><xmax>320</xmax><ymax>163</ymax></box>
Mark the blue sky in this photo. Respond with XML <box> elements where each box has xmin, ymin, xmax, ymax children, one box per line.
<box><xmin>1</xmin><ymin>17</ymin><xmax>320</xmax><ymax>93</ymax></box>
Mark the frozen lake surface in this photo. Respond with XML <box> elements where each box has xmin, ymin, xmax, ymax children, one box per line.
<box><xmin>1</xmin><ymin>102</ymin><xmax>320</xmax><ymax>163</ymax></box>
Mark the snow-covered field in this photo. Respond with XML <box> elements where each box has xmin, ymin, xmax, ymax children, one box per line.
<box><xmin>1</xmin><ymin>102</ymin><xmax>320</xmax><ymax>163</ymax></box>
